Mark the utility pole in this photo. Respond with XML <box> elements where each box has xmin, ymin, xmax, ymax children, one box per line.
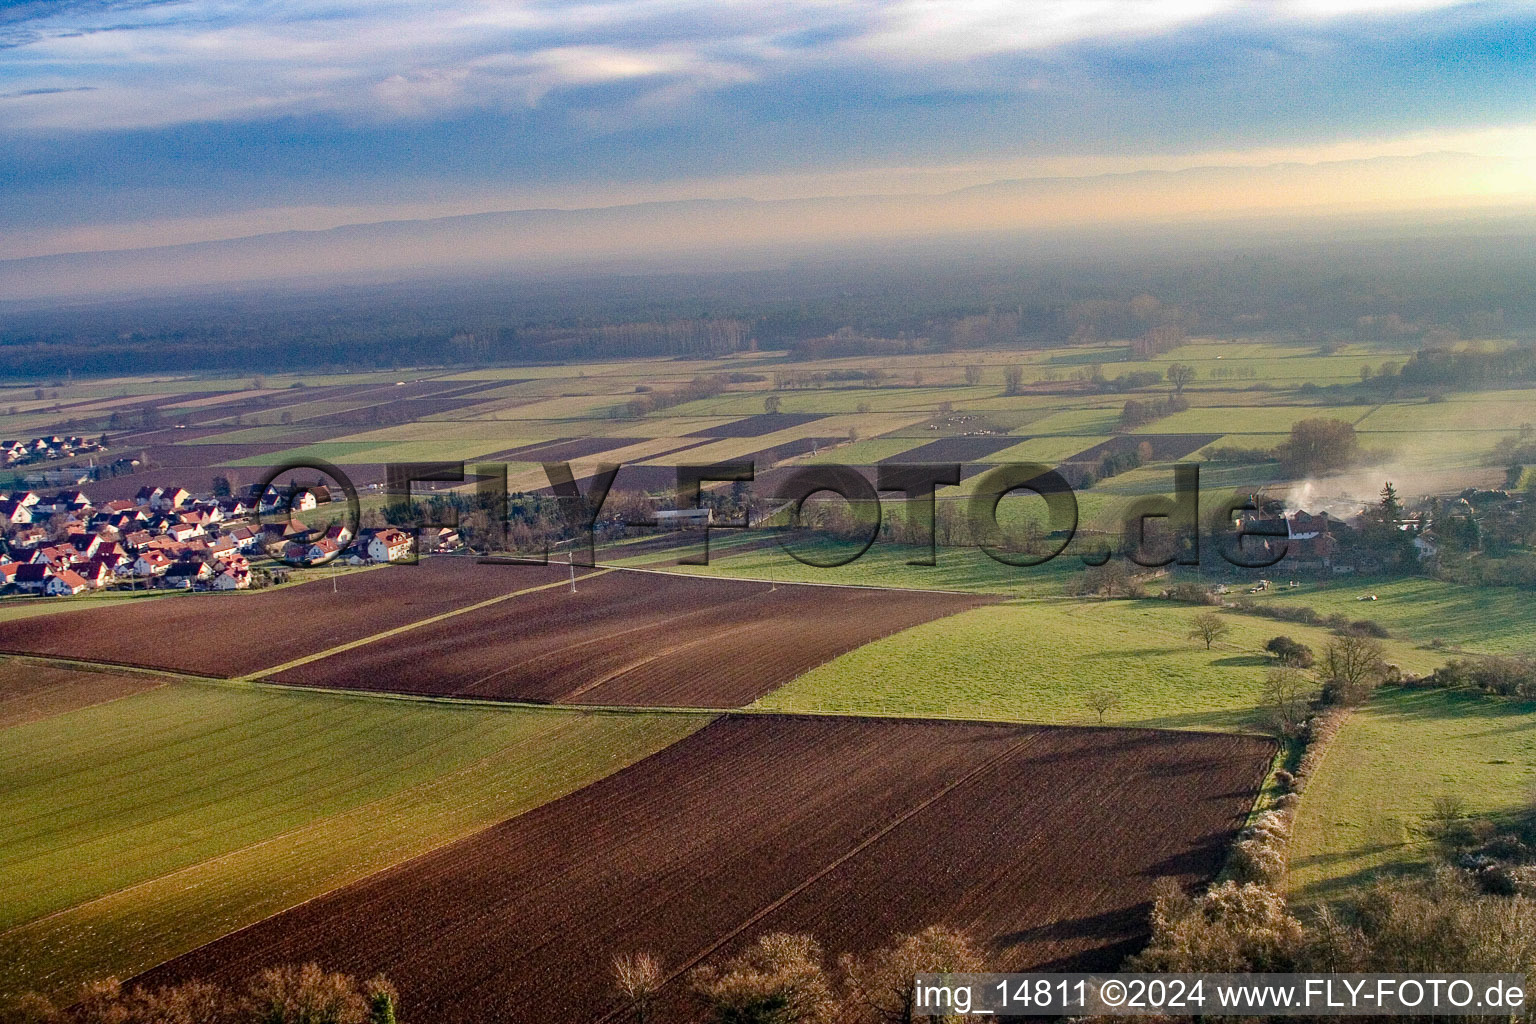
<box><xmin>568</xmin><ymin>550</ymin><xmax>576</xmax><ymax>593</ymax></box>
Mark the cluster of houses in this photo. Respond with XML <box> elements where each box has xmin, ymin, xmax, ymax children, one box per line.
<box><xmin>1233</xmin><ymin>503</ymin><xmax>1436</xmax><ymax>574</ymax></box>
<box><xmin>2</xmin><ymin>434</ymin><xmax>106</xmax><ymax>469</ymax></box>
<box><xmin>0</xmin><ymin>480</ymin><xmax>460</xmax><ymax>598</ymax></box>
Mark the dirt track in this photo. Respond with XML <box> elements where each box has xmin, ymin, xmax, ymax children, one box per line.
<box><xmin>137</xmin><ymin>715</ymin><xmax>1272</xmax><ymax>1024</ymax></box>
<box><xmin>271</xmin><ymin>569</ymin><xmax>992</xmax><ymax>706</ymax></box>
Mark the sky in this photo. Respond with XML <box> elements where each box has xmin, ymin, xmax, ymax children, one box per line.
<box><xmin>2</xmin><ymin>0</ymin><xmax>1536</xmax><ymax>268</ymax></box>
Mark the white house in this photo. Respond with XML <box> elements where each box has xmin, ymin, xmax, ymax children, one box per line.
<box><xmin>367</xmin><ymin>529</ymin><xmax>413</xmax><ymax>562</ymax></box>
<box><xmin>44</xmin><ymin>570</ymin><xmax>87</xmax><ymax>596</ymax></box>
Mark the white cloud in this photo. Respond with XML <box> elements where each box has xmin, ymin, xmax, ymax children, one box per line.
<box><xmin>0</xmin><ymin>0</ymin><xmax>1501</xmax><ymax>133</ymax></box>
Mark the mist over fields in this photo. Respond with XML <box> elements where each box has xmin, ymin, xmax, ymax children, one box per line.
<box><xmin>2</xmin><ymin>151</ymin><xmax>1531</xmax><ymax>303</ymax></box>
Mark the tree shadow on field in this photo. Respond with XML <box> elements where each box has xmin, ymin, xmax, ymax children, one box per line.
<box><xmin>1141</xmin><ymin>831</ymin><xmax>1237</xmax><ymax>878</ymax></box>
<box><xmin>1080</xmin><ymin>647</ymin><xmax>1177</xmax><ymax>659</ymax></box>
<box><xmin>1365</xmin><ymin>687</ymin><xmax>1536</xmax><ymax>736</ymax></box>
<box><xmin>994</xmin><ymin>906</ymin><xmax>1140</xmax><ymax>949</ymax></box>
<box><xmin>1212</xmin><ymin>654</ymin><xmax>1268</xmax><ymax>668</ymax></box>
<box><xmin>1290</xmin><ymin>857</ymin><xmax>1428</xmax><ymax>905</ymax></box>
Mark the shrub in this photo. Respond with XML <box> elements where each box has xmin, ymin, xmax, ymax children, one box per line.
<box><xmin>839</xmin><ymin>926</ymin><xmax>987</xmax><ymax>1024</ymax></box>
<box><xmin>1231</xmin><ymin>837</ymin><xmax>1287</xmax><ymax>885</ymax></box>
<box><xmin>0</xmin><ymin>967</ymin><xmax>398</xmax><ymax>1024</ymax></box>
<box><xmin>1432</xmin><ymin>656</ymin><xmax>1536</xmax><ymax>698</ymax></box>
<box><xmin>1346</xmin><ymin>619</ymin><xmax>1390</xmax><ymax>638</ymax></box>
<box><xmin>1264</xmin><ymin>636</ymin><xmax>1314</xmax><ymax>668</ymax></box>
<box><xmin>1131</xmin><ymin>880</ymin><xmax>1303</xmax><ymax>972</ymax></box>
<box><xmin>1166</xmin><ymin>582</ymin><xmax>1216</xmax><ymax>605</ymax></box>
<box><xmin>691</xmin><ymin>934</ymin><xmax>836</xmax><ymax>1024</ymax></box>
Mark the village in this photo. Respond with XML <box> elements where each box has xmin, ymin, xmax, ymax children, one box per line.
<box><xmin>0</xmin><ymin>479</ymin><xmax>460</xmax><ymax>598</ymax></box>
<box><xmin>1</xmin><ymin>433</ymin><xmax>107</xmax><ymax>471</ymax></box>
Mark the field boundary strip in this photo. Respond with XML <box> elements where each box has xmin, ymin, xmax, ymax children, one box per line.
<box><xmin>609</xmin><ymin>563</ymin><xmax>988</xmax><ymax>597</ymax></box>
<box><xmin>590</xmin><ymin>725</ymin><xmax>1046</xmax><ymax>1024</ymax></box>
<box><xmin>249</xmin><ymin>568</ymin><xmax>618</xmax><ymax>679</ymax></box>
<box><xmin>0</xmin><ymin>652</ymin><xmax>222</xmax><ymax>684</ymax></box>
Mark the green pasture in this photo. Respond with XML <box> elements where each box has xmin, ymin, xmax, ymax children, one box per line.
<box><xmin>756</xmin><ymin>600</ymin><xmax>1435</xmax><ymax>732</ymax></box>
<box><xmin>0</xmin><ymin>682</ymin><xmax>703</xmax><ymax>998</ymax></box>
<box><xmin>228</xmin><ymin>439</ymin><xmax>510</xmax><ymax>466</ymax></box>
<box><xmin>982</xmin><ymin>435</ymin><xmax>1106</xmax><ymax>463</ymax></box>
<box><xmin>1240</xmin><ymin>575</ymin><xmax>1536</xmax><ymax>655</ymax></box>
<box><xmin>1140</xmin><ymin>404</ymin><xmax>1379</xmax><ymax>436</ymax></box>
<box><xmin>1288</xmin><ymin>686</ymin><xmax>1536</xmax><ymax>902</ymax></box>
<box><xmin>1017</xmin><ymin>407</ymin><xmax>1123</xmax><ymax>435</ymax></box>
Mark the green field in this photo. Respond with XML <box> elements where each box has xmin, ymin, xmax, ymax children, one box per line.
<box><xmin>1288</xmin><ymin>687</ymin><xmax>1536</xmax><ymax>902</ymax></box>
<box><xmin>1242</xmin><ymin>575</ymin><xmax>1536</xmax><ymax>655</ymax></box>
<box><xmin>12</xmin><ymin>330</ymin><xmax>1536</xmax><ymax>952</ymax></box>
<box><xmin>756</xmin><ymin>601</ymin><xmax>1438</xmax><ymax>732</ymax></box>
<box><xmin>0</xmin><ymin>683</ymin><xmax>704</xmax><ymax>996</ymax></box>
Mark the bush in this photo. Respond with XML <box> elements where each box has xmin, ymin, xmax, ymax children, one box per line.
<box><xmin>1165</xmin><ymin>582</ymin><xmax>1214</xmax><ymax>604</ymax></box>
<box><xmin>0</xmin><ymin>966</ymin><xmax>399</xmax><ymax>1024</ymax></box>
<box><xmin>1264</xmin><ymin>636</ymin><xmax>1314</xmax><ymax>668</ymax></box>
<box><xmin>839</xmin><ymin>926</ymin><xmax>987</xmax><ymax>1024</ymax></box>
<box><xmin>1432</xmin><ymin>656</ymin><xmax>1536</xmax><ymax>698</ymax></box>
<box><xmin>691</xmin><ymin>934</ymin><xmax>836</xmax><ymax>1024</ymax></box>
<box><xmin>1346</xmin><ymin>619</ymin><xmax>1390</xmax><ymax>638</ymax></box>
<box><xmin>1131</xmin><ymin>880</ymin><xmax>1303</xmax><ymax>972</ymax></box>
<box><xmin>1231</xmin><ymin>837</ymin><xmax>1287</xmax><ymax>885</ymax></box>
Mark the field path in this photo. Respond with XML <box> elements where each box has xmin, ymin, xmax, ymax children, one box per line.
<box><xmin>254</xmin><ymin>568</ymin><xmax>614</xmax><ymax>678</ymax></box>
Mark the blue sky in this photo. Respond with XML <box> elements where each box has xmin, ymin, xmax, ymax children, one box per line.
<box><xmin>2</xmin><ymin>0</ymin><xmax>1536</xmax><ymax>259</ymax></box>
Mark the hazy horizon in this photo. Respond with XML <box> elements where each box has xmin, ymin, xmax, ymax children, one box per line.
<box><xmin>5</xmin><ymin>0</ymin><xmax>1536</xmax><ymax>299</ymax></box>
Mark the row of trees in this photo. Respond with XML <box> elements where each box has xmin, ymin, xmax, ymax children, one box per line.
<box><xmin>1116</xmin><ymin>394</ymin><xmax>1189</xmax><ymax>430</ymax></box>
<box><xmin>2</xmin><ymin>964</ymin><xmax>398</xmax><ymax>1024</ymax></box>
<box><xmin>1136</xmin><ymin>870</ymin><xmax>1536</xmax><ymax>978</ymax></box>
<box><xmin>614</xmin><ymin>925</ymin><xmax>984</xmax><ymax>1024</ymax></box>
<box><xmin>623</xmin><ymin>374</ymin><xmax>730</xmax><ymax>418</ymax></box>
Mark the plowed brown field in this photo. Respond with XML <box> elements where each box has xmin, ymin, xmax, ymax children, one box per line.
<box><xmin>138</xmin><ymin>715</ymin><xmax>1272</xmax><ymax>1024</ymax></box>
<box><xmin>270</xmin><ymin>570</ymin><xmax>991</xmax><ymax>706</ymax></box>
<box><xmin>0</xmin><ymin>559</ymin><xmax>571</xmax><ymax>677</ymax></box>
<box><xmin>0</xmin><ymin>660</ymin><xmax>162</xmax><ymax>727</ymax></box>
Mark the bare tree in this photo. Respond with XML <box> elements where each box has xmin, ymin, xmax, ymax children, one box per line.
<box><xmin>1071</xmin><ymin>561</ymin><xmax>1141</xmax><ymax>599</ymax></box>
<box><xmin>1003</xmin><ymin>365</ymin><xmax>1024</xmax><ymax>396</ymax></box>
<box><xmin>1321</xmin><ymin>633</ymin><xmax>1387</xmax><ymax>704</ymax></box>
<box><xmin>964</xmin><ymin>365</ymin><xmax>982</xmax><ymax>386</ymax></box>
<box><xmin>1166</xmin><ymin>363</ymin><xmax>1196</xmax><ymax>394</ymax></box>
<box><xmin>691</xmin><ymin>933</ymin><xmax>836</xmax><ymax>1024</ymax></box>
<box><xmin>764</xmin><ymin>395</ymin><xmax>782</xmax><ymax>414</ymax></box>
<box><xmin>1260</xmin><ymin>666</ymin><xmax>1312</xmax><ymax>736</ymax></box>
<box><xmin>841</xmin><ymin>925</ymin><xmax>988</xmax><ymax>1024</ymax></box>
<box><xmin>614</xmin><ymin>952</ymin><xmax>664</xmax><ymax>1024</ymax></box>
<box><xmin>1188</xmin><ymin>611</ymin><xmax>1231</xmax><ymax>649</ymax></box>
<box><xmin>1086</xmin><ymin>688</ymin><xmax>1123</xmax><ymax>724</ymax></box>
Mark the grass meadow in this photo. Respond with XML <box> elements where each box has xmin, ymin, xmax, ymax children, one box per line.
<box><xmin>0</xmin><ymin>683</ymin><xmax>704</xmax><ymax>997</ymax></box>
<box><xmin>1288</xmin><ymin>687</ymin><xmax>1536</xmax><ymax>902</ymax></box>
<box><xmin>756</xmin><ymin>601</ymin><xmax>1438</xmax><ymax>732</ymax></box>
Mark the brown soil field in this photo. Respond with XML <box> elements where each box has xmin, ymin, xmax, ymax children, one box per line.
<box><xmin>732</xmin><ymin>436</ymin><xmax>845</xmax><ymax>470</ymax></box>
<box><xmin>271</xmin><ymin>569</ymin><xmax>992</xmax><ymax>706</ymax></box>
<box><xmin>500</xmin><ymin>436</ymin><xmax>647</xmax><ymax>461</ymax></box>
<box><xmin>0</xmin><ymin>659</ymin><xmax>162</xmax><ymax>727</ymax></box>
<box><xmin>686</xmin><ymin>412</ymin><xmax>827</xmax><ymax>437</ymax></box>
<box><xmin>139</xmin><ymin>715</ymin><xmax>1272</xmax><ymax>1024</ymax></box>
<box><xmin>0</xmin><ymin>558</ymin><xmax>571</xmax><ymax>678</ymax></box>
<box><xmin>139</xmin><ymin>443</ymin><xmax>296</xmax><ymax>467</ymax></box>
<box><xmin>876</xmin><ymin>435</ymin><xmax>1024</xmax><ymax>463</ymax></box>
<box><xmin>1062</xmin><ymin>433</ymin><xmax>1223</xmax><ymax>465</ymax></box>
